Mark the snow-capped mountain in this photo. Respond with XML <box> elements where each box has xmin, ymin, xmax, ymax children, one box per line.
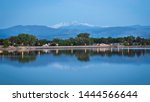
<box><xmin>50</xmin><ymin>22</ymin><xmax>96</xmax><ymax>29</ymax></box>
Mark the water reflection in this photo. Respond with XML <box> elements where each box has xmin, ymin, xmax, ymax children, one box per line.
<box><xmin>0</xmin><ymin>48</ymin><xmax>150</xmax><ymax>85</ymax></box>
<box><xmin>0</xmin><ymin>48</ymin><xmax>150</xmax><ymax>63</ymax></box>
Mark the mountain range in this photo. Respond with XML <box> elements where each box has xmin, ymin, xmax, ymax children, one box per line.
<box><xmin>0</xmin><ymin>22</ymin><xmax>150</xmax><ymax>39</ymax></box>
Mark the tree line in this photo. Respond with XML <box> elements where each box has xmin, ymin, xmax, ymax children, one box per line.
<box><xmin>0</xmin><ymin>33</ymin><xmax>150</xmax><ymax>47</ymax></box>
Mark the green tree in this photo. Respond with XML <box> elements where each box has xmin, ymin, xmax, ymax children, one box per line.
<box><xmin>76</xmin><ymin>33</ymin><xmax>92</xmax><ymax>45</ymax></box>
<box><xmin>17</xmin><ymin>34</ymin><xmax>37</xmax><ymax>46</ymax></box>
<box><xmin>0</xmin><ymin>39</ymin><xmax>4</xmax><ymax>45</ymax></box>
<box><xmin>3</xmin><ymin>40</ymin><xmax>11</xmax><ymax>48</ymax></box>
<box><xmin>9</xmin><ymin>36</ymin><xmax>18</xmax><ymax>46</ymax></box>
<box><xmin>124</xmin><ymin>36</ymin><xmax>135</xmax><ymax>45</ymax></box>
<box><xmin>36</xmin><ymin>39</ymin><xmax>50</xmax><ymax>46</ymax></box>
<box><xmin>77</xmin><ymin>33</ymin><xmax>90</xmax><ymax>38</ymax></box>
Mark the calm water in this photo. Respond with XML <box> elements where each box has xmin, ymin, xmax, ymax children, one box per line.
<box><xmin>0</xmin><ymin>48</ymin><xmax>150</xmax><ymax>85</ymax></box>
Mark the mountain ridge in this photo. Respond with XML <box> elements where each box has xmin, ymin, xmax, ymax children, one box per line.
<box><xmin>0</xmin><ymin>23</ymin><xmax>150</xmax><ymax>39</ymax></box>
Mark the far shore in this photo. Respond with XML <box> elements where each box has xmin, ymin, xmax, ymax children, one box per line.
<box><xmin>0</xmin><ymin>45</ymin><xmax>150</xmax><ymax>51</ymax></box>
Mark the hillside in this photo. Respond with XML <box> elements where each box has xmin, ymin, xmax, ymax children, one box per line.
<box><xmin>0</xmin><ymin>23</ymin><xmax>150</xmax><ymax>39</ymax></box>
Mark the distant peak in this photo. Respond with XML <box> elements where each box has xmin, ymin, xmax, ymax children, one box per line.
<box><xmin>50</xmin><ymin>22</ymin><xmax>96</xmax><ymax>28</ymax></box>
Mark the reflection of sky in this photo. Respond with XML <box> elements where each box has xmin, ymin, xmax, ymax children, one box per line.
<box><xmin>0</xmin><ymin>53</ymin><xmax>150</xmax><ymax>85</ymax></box>
<box><xmin>0</xmin><ymin>54</ymin><xmax>150</xmax><ymax>68</ymax></box>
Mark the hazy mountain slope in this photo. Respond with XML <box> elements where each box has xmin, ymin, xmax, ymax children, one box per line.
<box><xmin>0</xmin><ymin>23</ymin><xmax>150</xmax><ymax>39</ymax></box>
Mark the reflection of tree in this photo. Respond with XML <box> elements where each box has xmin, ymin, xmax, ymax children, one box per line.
<box><xmin>49</xmin><ymin>49</ymin><xmax>150</xmax><ymax>61</ymax></box>
<box><xmin>1</xmin><ymin>51</ymin><xmax>37</xmax><ymax>63</ymax></box>
<box><xmin>51</xmin><ymin>50</ymin><xmax>74</xmax><ymax>56</ymax></box>
<box><xmin>0</xmin><ymin>49</ymin><xmax>150</xmax><ymax>63</ymax></box>
<box><xmin>89</xmin><ymin>49</ymin><xmax>149</xmax><ymax>58</ymax></box>
<box><xmin>18</xmin><ymin>54</ymin><xmax>36</xmax><ymax>63</ymax></box>
<box><xmin>50</xmin><ymin>49</ymin><xmax>90</xmax><ymax>61</ymax></box>
<box><xmin>74</xmin><ymin>50</ymin><xmax>90</xmax><ymax>62</ymax></box>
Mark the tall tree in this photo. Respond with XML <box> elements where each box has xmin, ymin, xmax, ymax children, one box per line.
<box><xmin>77</xmin><ymin>33</ymin><xmax>90</xmax><ymax>38</ymax></box>
<box><xmin>17</xmin><ymin>34</ymin><xmax>37</xmax><ymax>46</ymax></box>
<box><xmin>3</xmin><ymin>40</ymin><xmax>11</xmax><ymax>48</ymax></box>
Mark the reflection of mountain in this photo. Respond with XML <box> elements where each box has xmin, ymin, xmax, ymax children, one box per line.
<box><xmin>0</xmin><ymin>48</ymin><xmax>150</xmax><ymax>68</ymax></box>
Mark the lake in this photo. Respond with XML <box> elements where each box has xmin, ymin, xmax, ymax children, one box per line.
<box><xmin>0</xmin><ymin>48</ymin><xmax>150</xmax><ymax>85</ymax></box>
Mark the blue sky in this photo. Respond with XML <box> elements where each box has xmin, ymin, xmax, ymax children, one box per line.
<box><xmin>0</xmin><ymin>0</ymin><xmax>150</xmax><ymax>28</ymax></box>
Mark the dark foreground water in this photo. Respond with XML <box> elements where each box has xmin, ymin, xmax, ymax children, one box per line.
<box><xmin>0</xmin><ymin>48</ymin><xmax>150</xmax><ymax>85</ymax></box>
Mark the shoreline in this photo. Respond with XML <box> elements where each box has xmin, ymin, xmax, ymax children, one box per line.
<box><xmin>0</xmin><ymin>45</ymin><xmax>150</xmax><ymax>51</ymax></box>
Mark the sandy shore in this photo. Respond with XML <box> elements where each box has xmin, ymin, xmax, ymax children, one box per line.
<box><xmin>0</xmin><ymin>45</ymin><xmax>150</xmax><ymax>51</ymax></box>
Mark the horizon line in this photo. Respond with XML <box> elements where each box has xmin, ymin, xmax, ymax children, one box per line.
<box><xmin>0</xmin><ymin>23</ymin><xmax>150</xmax><ymax>29</ymax></box>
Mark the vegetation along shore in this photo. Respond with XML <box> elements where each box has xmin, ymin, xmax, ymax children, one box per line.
<box><xmin>0</xmin><ymin>33</ymin><xmax>150</xmax><ymax>50</ymax></box>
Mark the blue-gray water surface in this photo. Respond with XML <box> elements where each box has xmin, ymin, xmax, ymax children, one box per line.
<box><xmin>0</xmin><ymin>48</ymin><xmax>150</xmax><ymax>85</ymax></box>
